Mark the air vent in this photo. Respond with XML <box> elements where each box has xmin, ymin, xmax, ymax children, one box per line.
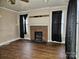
<box><xmin>29</xmin><ymin>15</ymin><xmax>49</xmax><ymax>18</ymax></box>
<box><xmin>21</xmin><ymin>0</ymin><xmax>29</xmax><ymax>2</ymax></box>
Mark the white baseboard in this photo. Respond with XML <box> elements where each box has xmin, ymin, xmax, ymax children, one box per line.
<box><xmin>0</xmin><ymin>38</ymin><xmax>65</xmax><ymax>47</ymax></box>
<box><xmin>61</xmin><ymin>41</ymin><xmax>65</xmax><ymax>44</ymax></box>
<box><xmin>0</xmin><ymin>38</ymin><xmax>20</xmax><ymax>46</ymax></box>
<box><xmin>48</xmin><ymin>40</ymin><xmax>65</xmax><ymax>44</ymax></box>
<box><xmin>24</xmin><ymin>38</ymin><xmax>30</xmax><ymax>40</ymax></box>
<box><xmin>18</xmin><ymin>37</ymin><xmax>30</xmax><ymax>40</ymax></box>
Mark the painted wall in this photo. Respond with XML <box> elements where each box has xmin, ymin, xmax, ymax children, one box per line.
<box><xmin>21</xmin><ymin>6</ymin><xmax>68</xmax><ymax>43</ymax></box>
<box><xmin>0</xmin><ymin>7</ymin><xmax>19</xmax><ymax>44</ymax></box>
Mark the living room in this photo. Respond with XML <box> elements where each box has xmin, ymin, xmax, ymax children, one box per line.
<box><xmin>0</xmin><ymin>0</ymin><xmax>78</xmax><ymax>59</ymax></box>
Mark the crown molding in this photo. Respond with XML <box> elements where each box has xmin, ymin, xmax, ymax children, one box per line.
<box><xmin>0</xmin><ymin>7</ymin><xmax>20</xmax><ymax>13</ymax></box>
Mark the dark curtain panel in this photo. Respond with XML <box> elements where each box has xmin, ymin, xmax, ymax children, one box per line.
<box><xmin>20</xmin><ymin>14</ymin><xmax>28</xmax><ymax>38</ymax></box>
<box><xmin>65</xmin><ymin>0</ymin><xmax>77</xmax><ymax>59</ymax></box>
<box><xmin>52</xmin><ymin>11</ymin><xmax>62</xmax><ymax>42</ymax></box>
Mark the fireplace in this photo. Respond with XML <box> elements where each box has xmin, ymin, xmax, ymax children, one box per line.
<box><xmin>30</xmin><ymin>26</ymin><xmax>48</xmax><ymax>42</ymax></box>
<box><xmin>35</xmin><ymin>32</ymin><xmax>43</xmax><ymax>42</ymax></box>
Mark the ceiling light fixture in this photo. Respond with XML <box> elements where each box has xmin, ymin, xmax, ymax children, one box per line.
<box><xmin>21</xmin><ymin>0</ymin><xmax>29</xmax><ymax>3</ymax></box>
<box><xmin>8</xmin><ymin>0</ymin><xmax>15</xmax><ymax>4</ymax></box>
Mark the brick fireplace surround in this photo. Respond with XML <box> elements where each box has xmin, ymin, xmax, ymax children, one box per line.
<box><xmin>30</xmin><ymin>26</ymin><xmax>48</xmax><ymax>42</ymax></box>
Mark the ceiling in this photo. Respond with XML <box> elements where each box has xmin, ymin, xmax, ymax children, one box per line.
<box><xmin>0</xmin><ymin>0</ymin><xmax>69</xmax><ymax>12</ymax></box>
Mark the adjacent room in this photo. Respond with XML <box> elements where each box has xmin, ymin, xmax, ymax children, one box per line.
<box><xmin>0</xmin><ymin>0</ymin><xmax>78</xmax><ymax>59</ymax></box>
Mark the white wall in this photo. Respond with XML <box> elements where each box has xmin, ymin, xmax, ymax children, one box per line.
<box><xmin>20</xmin><ymin>6</ymin><xmax>68</xmax><ymax>43</ymax></box>
<box><xmin>0</xmin><ymin>7</ymin><xmax>19</xmax><ymax>44</ymax></box>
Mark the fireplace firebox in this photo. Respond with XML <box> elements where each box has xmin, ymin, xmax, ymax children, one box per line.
<box><xmin>35</xmin><ymin>32</ymin><xmax>43</xmax><ymax>42</ymax></box>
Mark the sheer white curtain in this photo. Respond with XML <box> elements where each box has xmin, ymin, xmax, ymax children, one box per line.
<box><xmin>23</xmin><ymin>16</ymin><xmax>28</xmax><ymax>34</ymax></box>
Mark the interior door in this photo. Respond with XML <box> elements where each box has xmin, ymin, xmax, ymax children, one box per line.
<box><xmin>52</xmin><ymin>11</ymin><xmax>62</xmax><ymax>42</ymax></box>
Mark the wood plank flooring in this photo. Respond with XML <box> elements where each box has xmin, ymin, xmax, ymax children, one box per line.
<box><xmin>0</xmin><ymin>40</ymin><xmax>66</xmax><ymax>59</ymax></box>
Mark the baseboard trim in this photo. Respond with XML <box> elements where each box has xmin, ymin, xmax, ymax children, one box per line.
<box><xmin>48</xmin><ymin>41</ymin><xmax>65</xmax><ymax>44</ymax></box>
<box><xmin>19</xmin><ymin>38</ymin><xmax>30</xmax><ymax>40</ymax></box>
<box><xmin>0</xmin><ymin>38</ymin><xmax>65</xmax><ymax>47</ymax></box>
<box><xmin>0</xmin><ymin>38</ymin><xmax>20</xmax><ymax>46</ymax></box>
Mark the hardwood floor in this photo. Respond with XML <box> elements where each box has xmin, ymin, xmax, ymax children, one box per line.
<box><xmin>0</xmin><ymin>40</ymin><xmax>66</xmax><ymax>59</ymax></box>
